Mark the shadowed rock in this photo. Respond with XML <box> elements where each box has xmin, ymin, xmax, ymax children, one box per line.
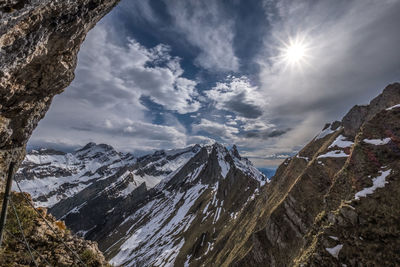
<box><xmin>0</xmin><ymin>0</ymin><xmax>120</xmax><ymax>189</ymax></box>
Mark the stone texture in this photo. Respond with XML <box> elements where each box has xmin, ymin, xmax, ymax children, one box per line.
<box><xmin>0</xmin><ymin>0</ymin><xmax>120</xmax><ymax>189</ymax></box>
<box><xmin>342</xmin><ymin>83</ymin><xmax>400</xmax><ymax>137</ymax></box>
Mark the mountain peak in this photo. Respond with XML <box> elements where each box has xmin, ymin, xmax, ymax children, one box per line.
<box><xmin>229</xmin><ymin>144</ymin><xmax>241</xmax><ymax>159</ymax></box>
<box><xmin>342</xmin><ymin>83</ymin><xmax>400</xmax><ymax>137</ymax></box>
<box><xmin>76</xmin><ymin>142</ymin><xmax>115</xmax><ymax>153</ymax></box>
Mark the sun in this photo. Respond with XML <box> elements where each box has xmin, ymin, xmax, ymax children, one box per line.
<box><xmin>283</xmin><ymin>42</ymin><xmax>306</xmax><ymax>64</ymax></box>
<box><xmin>276</xmin><ymin>35</ymin><xmax>311</xmax><ymax>68</ymax></box>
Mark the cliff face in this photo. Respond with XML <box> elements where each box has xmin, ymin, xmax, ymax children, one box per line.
<box><xmin>0</xmin><ymin>0</ymin><xmax>120</xmax><ymax>189</ymax></box>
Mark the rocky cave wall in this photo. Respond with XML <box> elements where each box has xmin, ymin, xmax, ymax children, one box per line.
<box><xmin>0</xmin><ymin>0</ymin><xmax>120</xmax><ymax>190</ymax></box>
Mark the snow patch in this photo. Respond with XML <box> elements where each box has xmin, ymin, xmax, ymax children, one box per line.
<box><xmin>318</xmin><ymin>150</ymin><xmax>348</xmax><ymax>158</ymax></box>
<box><xmin>296</xmin><ymin>154</ymin><xmax>309</xmax><ymax>161</ymax></box>
<box><xmin>363</xmin><ymin>138</ymin><xmax>391</xmax><ymax>145</ymax></box>
<box><xmin>328</xmin><ymin>135</ymin><xmax>353</xmax><ymax>149</ymax></box>
<box><xmin>355</xmin><ymin>169</ymin><xmax>391</xmax><ymax>200</ymax></box>
<box><xmin>203</xmin><ymin>201</ymin><xmax>210</xmax><ymax>214</ymax></box>
<box><xmin>187</xmin><ymin>164</ymin><xmax>205</xmax><ymax>183</ymax></box>
<box><xmin>386</xmin><ymin>104</ymin><xmax>400</xmax><ymax>110</ymax></box>
<box><xmin>213</xmin><ymin>207</ymin><xmax>222</xmax><ymax>224</ymax></box>
<box><xmin>326</xmin><ymin>244</ymin><xmax>343</xmax><ymax>259</ymax></box>
<box><xmin>231</xmin><ymin>155</ymin><xmax>267</xmax><ymax>184</ymax></box>
<box><xmin>216</xmin><ymin>148</ymin><xmax>230</xmax><ymax>179</ymax></box>
<box><xmin>315</xmin><ymin>125</ymin><xmax>337</xmax><ymax>140</ymax></box>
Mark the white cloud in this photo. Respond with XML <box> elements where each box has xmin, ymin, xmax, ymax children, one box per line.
<box><xmin>164</xmin><ymin>0</ymin><xmax>239</xmax><ymax>72</ymax></box>
<box><xmin>240</xmin><ymin>120</ymin><xmax>273</xmax><ymax>132</ymax></box>
<box><xmin>226</xmin><ymin>119</ymin><xmax>237</xmax><ymax>126</ymax></box>
<box><xmin>192</xmin><ymin>119</ymin><xmax>239</xmax><ymax>141</ymax></box>
<box><xmin>78</xmin><ymin>25</ymin><xmax>201</xmax><ymax>114</ymax></box>
<box><xmin>187</xmin><ymin>135</ymin><xmax>216</xmax><ymax>146</ymax></box>
<box><xmin>205</xmin><ymin>76</ymin><xmax>264</xmax><ymax>118</ymax></box>
<box><xmin>29</xmin><ymin>24</ymin><xmax>201</xmax><ymax>153</ymax></box>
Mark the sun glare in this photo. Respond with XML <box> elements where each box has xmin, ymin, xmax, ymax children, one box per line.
<box><xmin>276</xmin><ymin>35</ymin><xmax>311</xmax><ymax>68</ymax></box>
<box><xmin>284</xmin><ymin>42</ymin><xmax>306</xmax><ymax>64</ymax></box>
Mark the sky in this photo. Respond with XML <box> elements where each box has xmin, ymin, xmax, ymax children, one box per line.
<box><xmin>28</xmin><ymin>0</ymin><xmax>400</xmax><ymax>167</ymax></box>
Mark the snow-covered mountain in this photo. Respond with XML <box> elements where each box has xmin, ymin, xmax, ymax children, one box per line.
<box><xmin>16</xmin><ymin>142</ymin><xmax>267</xmax><ymax>266</ymax></box>
<box><xmin>14</xmin><ymin>143</ymin><xmax>202</xmax><ymax>207</ymax></box>
<box><xmin>15</xmin><ymin>143</ymin><xmax>135</xmax><ymax>207</ymax></box>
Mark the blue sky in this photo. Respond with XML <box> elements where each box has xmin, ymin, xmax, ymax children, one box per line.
<box><xmin>28</xmin><ymin>0</ymin><xmax>400</xmax><ymax>167</ymax></box>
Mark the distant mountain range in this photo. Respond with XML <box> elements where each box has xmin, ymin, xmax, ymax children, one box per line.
<box><xmin>16</xmin><ymin>142</ymin><xmax>267</xmax><ymax>266</ymax></box>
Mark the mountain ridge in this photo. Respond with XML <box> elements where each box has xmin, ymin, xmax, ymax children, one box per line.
<box><xmin>206</xmin><ymin>82</ymin><xmax>400</xmax><ymax>266</ymax></box>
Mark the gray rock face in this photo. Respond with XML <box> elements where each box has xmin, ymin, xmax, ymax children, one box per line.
<box><xmin>342</xmin><ymin>83</ymin><xmax>400</xmax><ymax>137</ymax></box>
<box><xmin>0</xmin><ymin>0</ymin><xmax>120</xmax><ymax>189</ymax></box>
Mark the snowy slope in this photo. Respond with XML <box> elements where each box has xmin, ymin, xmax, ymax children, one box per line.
<box><xmin>15</xmin><ymin>144</ymin><xmax>136</xmax><ymax>207</ymax></box>
<box><xmin>15</xmin><ymin>143</ymin><xmax>201</xmax><ymax>208</ymax></box>
<box><xmin>17</xmin><ymin>142</ymin><xmax>267</xmax><ymax>267</ymax></box>
<box><xmin>102</xmin><ymin>143</ymin><xmax>267</xmax><ymax>266</ymax></box>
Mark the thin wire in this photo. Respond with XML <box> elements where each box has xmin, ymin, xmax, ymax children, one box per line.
<box><xmin>14</xmin><ymin>180</ymin><xmax>87</xmax><ymax>267</ymax></box>
<box><xmin>4</xmin><ymin>229</ymin><xmax>53</xmax><ymax>267</ymax></box>
<box><xmin>9</xmin><ymin>197</ymin><xmax>38</xmax><ymax>267</ymax></box>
